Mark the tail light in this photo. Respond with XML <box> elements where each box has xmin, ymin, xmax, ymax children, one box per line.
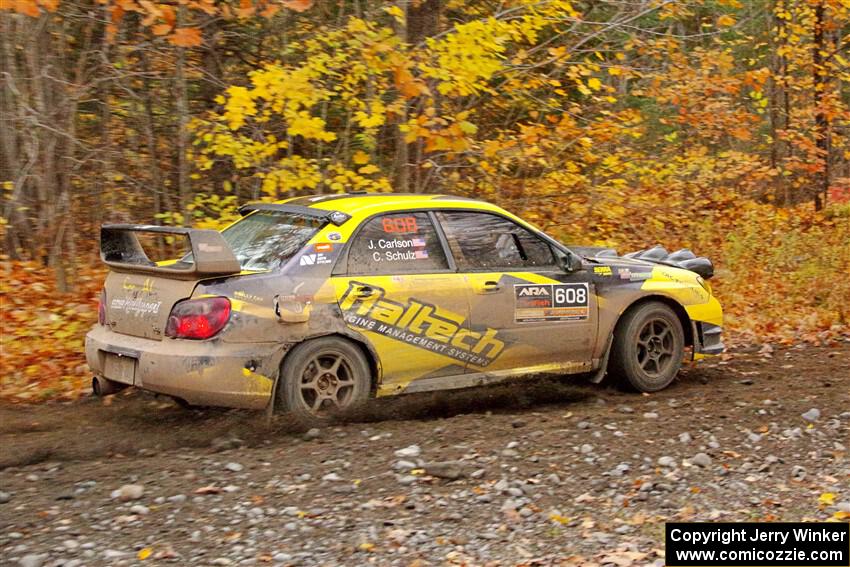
<box><xmin>98</xmin><ymin>289</ymin><xmax>106</xmax><ymax>325</ymax></box>
<box><xmin>165</xmin><ymin>297</ymin><xmax>231</xmax><ymax>340</ymax></box>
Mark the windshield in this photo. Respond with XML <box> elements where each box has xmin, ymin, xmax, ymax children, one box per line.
<box><xmin>220</xmin><ymin>210</ymin><xmax>326</xmax><ymax>271</ymax></box>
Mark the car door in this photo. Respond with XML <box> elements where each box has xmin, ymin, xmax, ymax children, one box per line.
<box><xmin>331</xmin><ymin>211</ymin><xmax>473</xmax><ymax>395</ymax></box>
<box><xmin>434</xmin><ymin>210</ymin><xmax>598</xmax><ymax>376</ymax></box>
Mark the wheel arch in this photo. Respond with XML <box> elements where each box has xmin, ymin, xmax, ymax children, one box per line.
<box><xmin>278</xmin><ymin>330</ymin><xmax>382</xmax><ymax>392</ymax></box>
<box><xmin>615</xmin><ymin>294</ymin><xmax>694</xmax><ymax>348</ymax></box>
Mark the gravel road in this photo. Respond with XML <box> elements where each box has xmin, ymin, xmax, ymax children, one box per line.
<box><xmin>1</xmin><ymin>344</ymin><xmax>848</xmax><ymax>567</ymax></box>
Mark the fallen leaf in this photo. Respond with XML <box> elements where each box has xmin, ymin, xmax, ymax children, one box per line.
<box><xmin>169</xmin><ymin>27</ymin><xmax>202</xmax><ymax>47</ymax></box>
<box><xmin>281</xmin><ymin>0</ymin><xmax>311</xmax><ymax>12</ymax></box>
<box><xmin>818</xmin><ymin>492</ymin><xmax>836</xmax><ymax>506</ymax></box>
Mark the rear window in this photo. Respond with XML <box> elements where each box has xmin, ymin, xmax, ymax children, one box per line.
<box><xmin>220</xmin><ymin>211</ymin><xmax>326</xmax><ymax>271</ymax></box>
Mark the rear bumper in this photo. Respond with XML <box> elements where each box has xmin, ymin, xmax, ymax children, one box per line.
<box><xmin>85</xmin><ymin>325</ymin><xmax>284</xmax><ymax>409</ymax></box>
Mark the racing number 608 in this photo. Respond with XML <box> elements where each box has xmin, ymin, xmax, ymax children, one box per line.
<box><xmin>555</xmin><ymin>286</ymin><xmax>586</xmax><ymax>305</ymax></box>
<box><xmin>382</xmin><ymin>216</ymin><xmax>418</xmax><ymax>233</ymax></box>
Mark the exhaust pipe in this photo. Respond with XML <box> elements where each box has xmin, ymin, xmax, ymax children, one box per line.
<box><xmin>92</xmin><ymin>376</ymin><xmax>126</xmax><ymax>396</ymax></box>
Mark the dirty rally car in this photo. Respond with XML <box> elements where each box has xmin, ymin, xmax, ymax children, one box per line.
<box><xmin>86</xmin><ymin>193</ymin><xmax>724</xmax><ymax>423</ymax></box>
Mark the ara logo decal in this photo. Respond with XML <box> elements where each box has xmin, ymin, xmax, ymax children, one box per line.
<box><xmin>517</xmin><ymin>285</ymin><xmax>550</xmax><ymax>297</ymax></box>
<box><xmin>339</xmin><ymin>281</ymin><xmax>504</xmax><ymax>367</ymax></box>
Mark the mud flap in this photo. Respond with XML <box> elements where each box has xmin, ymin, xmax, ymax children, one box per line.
<box><xmin>589</xmin><ymin>334</ymin><xmax>613</xmax><ymax>384</ymax></box>
<box><xmin>264</xmin><ymin>345</ymin><xmax>293</xmax><ymax>422</ymax></box>
<box><xmin>265</xmin><ymin>372</ymin><xmax>280</xmax><ymax>423</ymax></box>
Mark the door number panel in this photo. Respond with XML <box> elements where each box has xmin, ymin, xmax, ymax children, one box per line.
<box><xmin>514</xmin><ymin>283</ymin><xmax>590</xmax><ymax>322</ymax></box>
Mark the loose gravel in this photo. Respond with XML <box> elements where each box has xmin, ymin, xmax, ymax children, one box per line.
<box><xmin>1</xmin><ymin>344</ymin><xmax>848</xmax><ymax>566</ymax></box>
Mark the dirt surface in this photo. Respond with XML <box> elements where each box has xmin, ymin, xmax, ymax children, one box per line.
<box><xmin>1</xmin><ymin>344</ymin><xmax>848</xmax><ymax>567</ymax></box>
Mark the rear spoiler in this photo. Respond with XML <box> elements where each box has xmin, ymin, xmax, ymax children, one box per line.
<box><xmin>100</xmin><ymin>224</ymin><xmax>241</xmax><ymax>280</ymax></box>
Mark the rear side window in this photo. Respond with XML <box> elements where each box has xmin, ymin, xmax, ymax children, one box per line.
<box><xmin>347</xmin><ymin>212</ymin><xmax>449</xmax><ymax>274</ymax></box>
<box><xmin>221</xmin><ymin>211</ymin><xmax>326</xmax><ymax>271</ymax></box>
<box><xmin>436</xmin><ymin>211</ymin><xmax>556</xmax><ymax>270</ymax></box>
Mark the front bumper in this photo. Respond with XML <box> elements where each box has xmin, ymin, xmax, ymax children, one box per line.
<box><xmin>85</xmin><ymin>325</ymin><xmax>283</xmax><ymax>409</ymax></box>
<box><xmin>694</xmin><ymin>322</ymin><xmax>725</xmax><ymax>356</ymax></box>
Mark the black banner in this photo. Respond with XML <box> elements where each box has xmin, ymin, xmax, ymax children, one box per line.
<box><xmin>665</xmin><ymin>523</ymin><xmax>849</xmax><ymax>567</ymax></box>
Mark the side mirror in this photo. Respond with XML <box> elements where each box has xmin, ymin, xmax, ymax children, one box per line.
<box><xmin>562</xmin><ymin>252</ymin><xmax>583</xmax><ymax>272</ymax></box>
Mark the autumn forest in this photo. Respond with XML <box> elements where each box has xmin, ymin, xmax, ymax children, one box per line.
<box><xmin>1</xmin><ymin>0</ymin><xmax>849</xmax><ymax>399</ymax></box>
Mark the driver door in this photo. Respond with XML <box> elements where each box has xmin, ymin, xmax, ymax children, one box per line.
<box><xmin>434</xmin><ymin>211</ymin><xmax>598</xmax><ymax>375</ymax></box>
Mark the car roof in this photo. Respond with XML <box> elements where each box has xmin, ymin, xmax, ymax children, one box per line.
<box><xmin>275</xmin><ymin>193</ymin><xmax>506</xmax><ymax>217</ymax></box>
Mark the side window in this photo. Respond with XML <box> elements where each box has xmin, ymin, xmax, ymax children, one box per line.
<box><xmin>346</xmin><ymin>212</ymin><xmax>449</xmax><ymax>274</ymax></box>
<box><xmin>436</xmin><ymin>212</ymin><xmax>556</xmax><ymax>270</ymax></box>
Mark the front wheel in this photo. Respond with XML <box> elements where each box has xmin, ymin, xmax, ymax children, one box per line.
<box><xmin>277</xmin><ymin>337</ymin><xmax>371</xmax><ymax>427</ymax></box>
<box><xmin>609</xmin><ymin>302</ymin><xmax>685</xmax><ymax>392</ymax></box>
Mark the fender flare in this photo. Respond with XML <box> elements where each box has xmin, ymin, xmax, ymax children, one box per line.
<box><xmin>588</xmin><ymin>294</ymin><xmax>693</xmax><ymax>388</ymax></box>
<box><xmin>613</xmin><ymin>294</ymin><xmax>694</xmax><ymax>347</ymax></box>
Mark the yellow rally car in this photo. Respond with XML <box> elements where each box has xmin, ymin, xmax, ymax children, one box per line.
<box><xmin>86</xmin><ymin>193</ymin><xmax>723</xmax><ymax>423</ymax></box>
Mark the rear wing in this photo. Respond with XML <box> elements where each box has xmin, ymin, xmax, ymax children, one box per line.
<box><xmin>100</xmin><ymin>224</ymin><xmax>241</xmax><ymax>280</ymax></box>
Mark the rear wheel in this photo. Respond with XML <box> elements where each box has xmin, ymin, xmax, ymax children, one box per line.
<box><xmin>609</xmin><ymin>302</ymin><xmax>684</xmax><ymax>392</ymax></box>
<box><xmin>277</xmin><ymin>337</ymin><xmax>371</xmax><ymax>427</ymax></box>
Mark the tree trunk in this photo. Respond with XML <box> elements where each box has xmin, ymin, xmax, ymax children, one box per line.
<box><xmin>175</xmin><ymin>6</ymin><xmax>191</xmax><ymax>224</ymax></box>
<box><xmin>769</xmin><ymin>0</ymin><xmax>790</xmax><ymax>205</ymax></box>
<box><xmin>812</xmin><ymin>0</ymin><xmax>829</xmax><ymax>210</ymax></box>
<box><xmin>396</xmin><ymin>0</ymin><xmax>442</xmax><ymax>193</ymax></box>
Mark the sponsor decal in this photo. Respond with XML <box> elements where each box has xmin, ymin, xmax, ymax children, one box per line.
<box><xmin>233</xmin><ymin>290</ymin><xmax>263</xmax><ymax>303</ymax></box>
<box><xmin>382</xmin><ymin>216</ymin><xmax>419</xmax><ymax>234</ymax></box>
<box><xmin>327</xmin><ymin>232</ymin><xmax>342</xmax><ymax>241</ymax></box>
<box><xmin>122</xmin><ymin>276</ymin><xmax>154</xmax><ymax>292</ymax></box>
<box><xmin>593</xmin><ymin>266</ymin><xmax>613</xmax><ymax>276</ymax></box>
<box><xmin>314</xmin><ymin>242</ymin><xmax>333</xmax><ymax>253</ymax></box>
<box><xmin>618</xmin><ymin>268</ymin><xmax>653</xmax><ymax>281</ymax></box>
<box><xmin>339</xmin><ymin>281</ymin><xmax>504</xmax><ymax>367</ymax></box>
<box><xmin>110</xmin><ymin>297</ymin><xmax>161</xmax><ymax>316</ymax></box>
<box><xmin>116</xmin><ymin>276</ymin><xmax>160</xmax><ymax>315</ymax></box>
<box><xmin>299</xmin><ymin>253</ymin><xmax>332</xmax><ymax>266</ymax></box>
<box><xmin>197</xmin><ymin>243</ymin><xmax>223</xmax><ymax>253</ymax></box>
<box><xmin>514</xmin><ymin>283</ymin><xmax>590</xmax><ymax>322</ymax></box>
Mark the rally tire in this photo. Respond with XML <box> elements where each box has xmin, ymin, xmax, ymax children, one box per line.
<box><xmin>277</xmin><ymin>337</ymin><xmax>371</xmax><ymax>428</ymax></box>
<box><xmin>609</xmin><ymin>302</ymin><xmax>684</xmax><ymax>392</ymax></box>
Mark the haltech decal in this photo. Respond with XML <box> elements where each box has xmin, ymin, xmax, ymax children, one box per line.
<box><xmin>514</xmin><ymin>283</ymin><xmax>589</xmax><ymax>322</ymax></box>
<box><xmin>339</xmin><ymin>281</ymin><xmax>504</xmax><ymax>367</ymax></box>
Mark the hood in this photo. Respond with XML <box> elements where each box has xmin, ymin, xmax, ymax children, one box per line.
<box><xmin>571</xmin><ymin>245</ymin><xmax>714</xmax><ymax>279</ymax></box>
